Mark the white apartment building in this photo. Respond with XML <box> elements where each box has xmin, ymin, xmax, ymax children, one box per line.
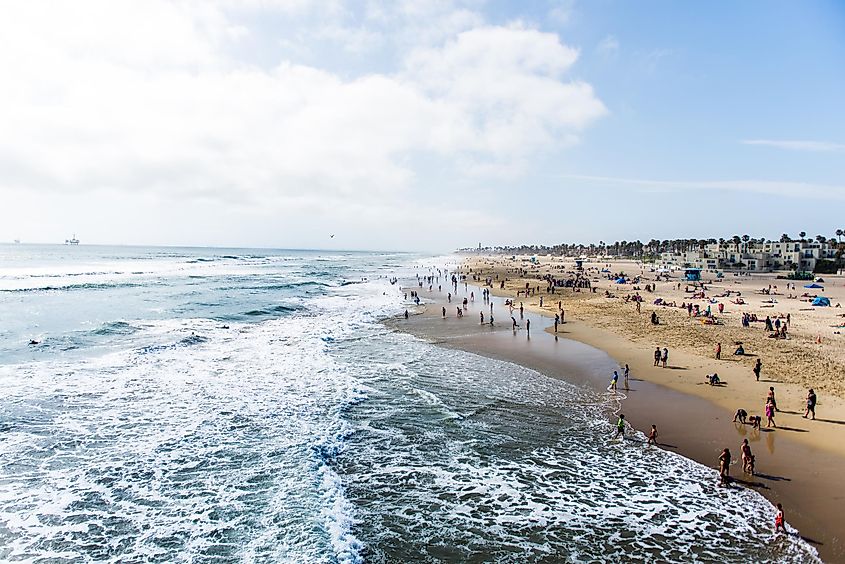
<box><xmin>659</xmin><ymin>240</ymin><xmax>837</xmax><ymax>272</ymax></box>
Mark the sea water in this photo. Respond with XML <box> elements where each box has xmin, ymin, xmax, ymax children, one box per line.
<box><xmin>0</xmin><ymin>245</ymin><xmax>819</xmax><ymax>562</ymax></box>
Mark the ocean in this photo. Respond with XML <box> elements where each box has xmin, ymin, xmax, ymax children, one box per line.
<box><xmin>0</xmin><ymin>245</ymin><xmax>819</xmax><ymax>562</ymax></box>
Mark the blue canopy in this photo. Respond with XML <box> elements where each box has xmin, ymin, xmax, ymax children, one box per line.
<box><xmin>615</xmin><ymin>277</ymin><xmax>626</xmax><ymax>284</ymax></box>
<box><xmin>804</xmin><ymin>283</ymin><xmax>824</xmax><ymax>289</ymax></box>
<box><xmin>812</xmin><ymin>296</ymin><xmax>830</xmax><ymax>307</ymax></box>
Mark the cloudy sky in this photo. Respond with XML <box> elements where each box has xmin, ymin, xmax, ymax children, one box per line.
<box><xmin>1</xmin><ymin>0</ymin><xmax>843</xmax><ymax>251</ymax></box>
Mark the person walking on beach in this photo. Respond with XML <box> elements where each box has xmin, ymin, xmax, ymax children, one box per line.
<box><xmin>623</xmin><ymin>364</ymin><xmax>630</xmax><ymax>390</ymax></box>
<box><xmin>718</xmin><ymin>448</ymin><xmax>731</xmax><ymax>485</ymax></box>
<box><xmin>554</xmin><ymin>314</ymin><xmax>559</xmax><ymax>333</ymax></box>
<box><xmin>442</xmin><ymin>306</ymin><xmax>446</xmax><ymax>318</ymax></box>
<box><xmin>715</xmin><ymin>342</ymin><xmax>721</xmax><ymax>360</ymax></box>
<box><xmin>614</xmin><ymin>414</ymin><xmax>625</xmax><ymax>439</ymax></box>
<box><xmin>753</xmin><ymin>359</ymin><xmax>762</xmax><ymax>381</ymax></box>
<box><xmin>804</xmin><ymin>388</ymin><xmax>816</xmax><ymax>419</ymax></box>
<box><xmin>775</xmin><ymin>504</ymin><xmax>786</xmax><ymax>534</ymax></box>
<box><xmin>480</xmin><ymin>312</ymin><xmax>484</xmax><ymax>324</ymax></box>
<box><xmin>765</xmin><ymin>400</ymin><xmax>776</xmax><ymax>428</ymax></box>
<box><xmin>526</xmin><ymin>319</ymin><xmax>530</xmax><ymax>336</ymax></box>
<box><xmin>661</xmin><ymin>347</ymin><xmax>668</xmax><ymax>368</ymax></box>
<box><xmin>511</xmin><ymin>317</ymin><xmax>518</xmax><ymax>330</ymax></box>
<box><xmin>647</xmin><ymin>424</ymin><xmax>658</xmax><ymax>445</ymax></box>
<box><xmin>654</xmin><ymin>347</ymin><xmax>661</xmax><ymax>366</ymax></box>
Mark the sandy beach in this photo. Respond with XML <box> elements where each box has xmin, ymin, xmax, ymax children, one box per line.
<box><xmin>390</xmin><ymin>258</ymin><xmax>845</xmax><ymax>561</ymax></box>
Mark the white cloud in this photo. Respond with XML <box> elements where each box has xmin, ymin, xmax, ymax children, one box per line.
<box><xmin>596</xmin><ymin>35</ymin><xmax>619</xmax><ymax>58</ymax></box>
<box><xmin>742</xmin><ymin>139</ymin><xmax>845</xmax><ymax>153</ymax></box>
<box><xmin>0</xmin><ymin>1</ymin><xmax>605</xmax><ymax>248</ymax></box>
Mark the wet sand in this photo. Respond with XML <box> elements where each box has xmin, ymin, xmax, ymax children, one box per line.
<box><xmin>389</xmin><ymin>283</ymin><xmax>844</xmax><ymax>562</ymax></box>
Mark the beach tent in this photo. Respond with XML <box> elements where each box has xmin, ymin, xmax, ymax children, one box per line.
<box><xmin>684</xmin><ymin>268</ymin><xmax>702</xmax><ymax>282</ymax></box>
<box><xmin>615</xmin><ymin>277</ymin><xmax>626</xmax><ymax>284</ymax></box>
<box><xmin>804</xmin><ymin>283</ymin><xmax>824</xmax><ymax>289</ymax></box>
<box><xmin>812</xmin><ymin>296</ymin><xmax>831</xmax><ymax>307</ymax></box>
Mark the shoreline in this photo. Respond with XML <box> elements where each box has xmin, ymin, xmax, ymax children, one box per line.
<box><xmin>388</xmin><ymin>276</ymin><xmax>843</xmax><ymax>562</ymax></box>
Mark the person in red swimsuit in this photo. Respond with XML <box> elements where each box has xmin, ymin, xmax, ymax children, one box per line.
<box><xmin>775</xmin><ymin>503</ymin><xmax>786</xmax><ymax>533</ymax></box>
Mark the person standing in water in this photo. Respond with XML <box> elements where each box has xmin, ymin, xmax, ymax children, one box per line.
<box><xmin>614</xmin><ymin>414</ymin><xmax>626</xmax><ymax>439</ymax></box>
<box><xmin>610</xmin><ymin>371</ymin><xmax>619</xmax><ymax>391</ymax></box>
<box><xmin>647</xmin><ymin>425</ymin><xmax>658</xmax><ymax>445</ymax></box>
<box><xmin>775</xmin><ymin>504</ymin><xmax>786</xmax><ymax>534</ymax></box>
<box><xmin>741</xmin><ymin>439</ymin><xmax>754</xmax><ymax>474</ymax></box>
<box><xmin>526</xmin><ymin>318</ymin><xmax>530</xmax><ymax>336</ymax></box>
<box><xmin>623</xmin><ymin>364</ymin><xmax>630</xmax><ymax>390</ymax></box>
<box><xmin>718</xmin><ymin>448</ymin><xmax>731</xmax><ymax>485</ymax></box>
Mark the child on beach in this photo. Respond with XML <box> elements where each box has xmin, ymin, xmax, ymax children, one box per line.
<box><xmin>775</xmin><ymin>504</ymin><xmax>786</xmax><ymax>534</ymax></box>
<box><xmin>753</xmin><ymin>359</ymin><xmax>762</xmax><ymax>381</ymax></box>
<box><xmin>654</xmin><ymin>347</ymin><xmax>661</xmax><ymax>366</ymax></box>
<box><xmin>614</xmin><ymin>414</ymin><xmax>625</xmax><ymax>439</ymax></box>
<box><xmin>661</xmin><ymin>347</ymin><xmax>668</xmax><ymax>368</ymax></box>
<box><xmin>733</xmin><ymin>409</ymin><xmax>747</xmax><ymax>424</ymax></box>
<box><xmin>609</xmin><ymin>371</ymin><xmax>619</xmax><ymax>391</ymax></box>
<box><xmin>647</xmin><ymin>425</ymin><xmax>658</xmax><ymax>445</ymax></box>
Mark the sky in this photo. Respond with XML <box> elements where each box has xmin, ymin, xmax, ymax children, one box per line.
<box><xmin>0</xmin><ymin>0</ymin><xmax>843</xmax><ymax>251</ymax></box>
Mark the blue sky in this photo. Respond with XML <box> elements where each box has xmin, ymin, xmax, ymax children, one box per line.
<box><xmin>0</xmin><ymin>0</ymin><xmax>842</xmax><ymax>250</ymax></box>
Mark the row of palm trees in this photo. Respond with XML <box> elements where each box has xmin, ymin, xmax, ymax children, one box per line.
<box><xmin>465</xmin><ymin>230</ymin><xmax>845</xmax><ymax>259</ymax></box>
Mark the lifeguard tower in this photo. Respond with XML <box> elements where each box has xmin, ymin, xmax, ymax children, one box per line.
<box><xmin>684</xmin><ymin>268</ymin><xmax>702</xmax><ymax>282</ymax></box>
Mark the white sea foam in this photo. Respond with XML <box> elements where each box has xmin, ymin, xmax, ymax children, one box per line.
<box><xmin>0</xmin><ymin>276</ymin><xmax>400</xmax><ymax>562</ymax></box>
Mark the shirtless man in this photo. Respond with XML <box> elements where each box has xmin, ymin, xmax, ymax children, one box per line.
<box><xmin>718</xmin><ymin>448</ymin><xmax>731</xmax><ymax>485</ymax></box>
<box><xmin>741</xmin><ymin>439</ymin><xmax>754</xmax><ymax>475</ymax></box>
<box><xmin>647</xmin><ymin>425</ymin><xmax>658</xmax><ymax>446</ymax></box>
